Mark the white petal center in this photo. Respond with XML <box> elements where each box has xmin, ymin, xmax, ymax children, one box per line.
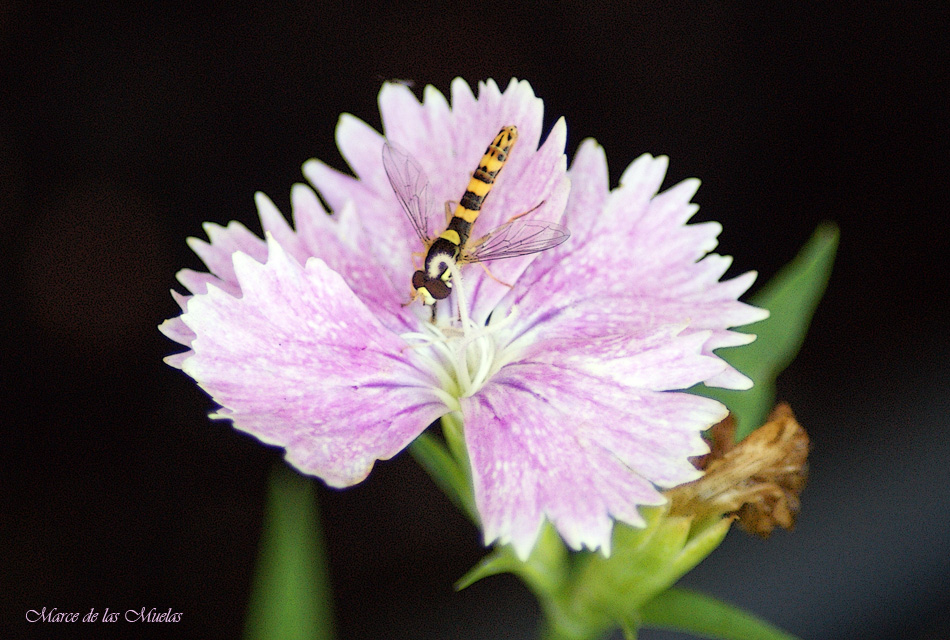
<box><xmin>400</xmin><ymin>270</ymin><xmax>523</xmax><ymax>408</ymax></box>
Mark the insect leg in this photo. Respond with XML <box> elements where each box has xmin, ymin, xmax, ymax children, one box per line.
<box><xmin>444</xmin><ymin>201</ymin><xmax>457</xmax><ymax>225</ymax></box>
<box><xmin>502</xmin><ymin>200</ymin><xmax>545</xmax><ymax>225</ymax></box>
<box><xmin>478</xmin><ymin>261</ymin><xmax>514</xmax><ymax>288</ymax></box>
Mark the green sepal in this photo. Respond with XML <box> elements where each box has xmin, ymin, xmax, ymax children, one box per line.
<box><xmin>695</xmin><ymin>222</ymin><xmax>839</xmax><ymax>439</ymax></box>
<box><xmin>619</xmin><ymin>618</ymin><xmax>640</xmax><ymax>640</ymax></box>
<box><xmin>244</xmin><ymin>463</ymin><xmax>335</xmax><ymax>640</ymax></box>
<box><xmin>572</xmin><ymin>509</ymin><xmax>733</xmax><ymax>623</ymax></box>
<box><xmin>456</xmin><ymin>547</ymin><xmax>520</xmax><ymax>590</ymax></box>
<box><xmin>533</xmin><ymin>507</ymin><xmax>735</xmax><ymax>640</ymax></box>
<box><xmin>640</xmin><ymin>587</ymin><xmax>802</xmax><ymax>640</ymax></box>
<box><xmin>409</xmin><ymin>430</ymin><xmax>476</xmax><ymax>521</ymax></box>
<box><xmin>669</xmin><ymin>515</ymin><xmax>735</xmax><ymax>579</ymax></box>
<box><xmin>457</xmin><ymin>522</ymin><xmax>569</xmax><ymax>595</ymax></box>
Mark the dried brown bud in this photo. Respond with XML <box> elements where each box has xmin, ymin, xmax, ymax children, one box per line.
<box><xmin>665</xmin><ymin>403</ymin><xmax>810</xmax><ymax>537</ymax></box>
<box><xmin>690</xmin><ymin>413</ymin><xmax>738</xmax><ymax>471</ymax></box>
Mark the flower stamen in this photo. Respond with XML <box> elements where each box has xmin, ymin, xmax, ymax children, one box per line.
<box><xmin>401</xmin><ymin>265</ymin><xmax>522</xmax><ymax>404</ymax></box>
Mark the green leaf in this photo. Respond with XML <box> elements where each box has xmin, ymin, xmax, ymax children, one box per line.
<box><xmin>697</xmin><ymin>222</ymin><xmax>839</xmax><ymax>439</ymax></box>
<box><xmin>640</xmin><ymin>588</ymin><xmax>801</xmax><ymax>640</ymax></box>
<box><xmin>244</xmin><ymin>463</ymin><xmax>335</xmax><ymax>640</ymax></box>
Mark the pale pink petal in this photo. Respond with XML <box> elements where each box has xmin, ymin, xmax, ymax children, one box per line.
<box><xmin>301</xmin><ymin>79</ymin><xmax>569</xmax><ymax>316</ymax></box>
<box><xmin>379</xmin><ymin>82</ymin><xmax>451</xmax><ymax>163</ymax></box>
<box><xmin>463</xmin><ymin>359</ymin><xmax>723</xmax><ymax>559</ymax></box>
<box><xmin>179</xmin><ymin>235</ymin><xmax>446</xmax><ymax>487</ymax></box>
<box><xmin>176</xmin><ymin>268</ymin><xmax>240</xmax><ymax>297</ymax></box>
<box><xmin>187</xmin><ymin>220</ymin><xmax>268</xmax><ymax>286</ymax></box>
<box><xmin>559</xmin><ymin>138</ymin><xmax>610</xmax><ymax>245</ymax></box>
<box><xmin>163</xmin><ymin>351</ymin><xmax>191</xmax><ymax>369</ymax></box>
<box><xmin>158</xmin><ymin>316</ymin><xmax>195</xmax><ymax>350</ymax></box>
<box><xmin>262</xmin><ymin>189</ymin><xmax>417</xmax><ymax>332</ymax></box>
<box><xmin>525</xmin><ymin>326</ymin><xmax>727</xmax><ymax>392</ymax></box>
<box><xmin>508</xmin><ymin>150</ymin><xmax>767</xmax><ymax>395</ymax></box>
<box><xmin>170</xmin><ymin>289</ymin><xmax>190</xmax><ymax>312</ymax></box>
<box><xmin>255</xmin><ymin>191</ymin><xmax>307</xmax><ymax>263</ymax></box>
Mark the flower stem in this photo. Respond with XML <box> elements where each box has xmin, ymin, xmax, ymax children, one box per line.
<box><xmin>441</xmin><ymin>412</ymin><xmax>470</xmax><ymax>481</ymax></box>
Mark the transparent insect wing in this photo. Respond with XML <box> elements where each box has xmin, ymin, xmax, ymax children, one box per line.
<box><xmin>463</xmin><ymin>217</ymin><xmax>571</xmax><ymax>263</ymax></box>
<box><xmin>382</xmin><ymin>141</ymin><xmax>434</xmax><ymax>243</ymax></box>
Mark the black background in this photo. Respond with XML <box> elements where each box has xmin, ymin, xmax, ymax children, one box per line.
<box><xmin>3</xmin><ymin>3</ymin><xmax>948</xmax><ymax>639</ymax></box>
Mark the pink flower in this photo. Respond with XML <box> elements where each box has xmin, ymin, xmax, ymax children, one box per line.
<box><xmin>161</xmin><ymin>79</ymin><xmax>767</xmax><ymax>559</ymax></box>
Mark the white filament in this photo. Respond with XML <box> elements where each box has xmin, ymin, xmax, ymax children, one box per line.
<box><xmin>400</xmin><ymin>266</ymin><xmax>521</xmax><ymax>403</ymax></box>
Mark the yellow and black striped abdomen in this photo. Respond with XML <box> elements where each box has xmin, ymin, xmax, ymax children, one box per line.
<box><xmin>452</xmin><ymin>125</ymin><xmax>518</xmax><ymax>225</ymax></box>
<box><xmin>415</xmin><ymin>125</ymin><xmax>520</xmax><ymax>304</ymax></box>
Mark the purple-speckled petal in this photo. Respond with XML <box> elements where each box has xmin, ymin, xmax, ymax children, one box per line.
<box><xmin>178</xmin><ymin>187</ymin><xmax>417</xmax><ymax>334</ymax></box>
<box><xmin>379</xmin><ymin>82</ymin><xmax>451</xmax><ymax>168</ymax></box>
<box><xmin>302</xmin><ymin>116</ymin><xmax>418</xmax><ymax>284</ymax></box>
<box><xmin>179</xmin><ymin>235</ymin><xmax>446</xmax><ymax>487</ymax></box>
<box><xmin>508</xmin><ymin>150</ymin><xmax>767</xmax><ymax>392</ymax></box>
<box><xmin>558</xmin><ymin>138</ymin><xmax>610</xmax><ymax>245</ymax></box>
<box><xmin>462</xmin><ymin>359</ymin><xmax>724</xmax><ymax>559</ymax></box>
<box><xmin>187</xmin><ymin>220</ymin><xmax>269</xmax><ymax>286</ymax></box>
<box><xmin>158</xmin><ymin>316</ymin><xmax>195</xmax><ymax>352</ymax></box>
<box><xmin>159</xmin><ymin>291</ymin><xmax>197</xmax><ymax>360</ymax></box>
<box><xmin>255</xmin><ymin>191</ymin><xmax>307</xmax><ymax>263</ymax></box>
<box><xmin>525</xmin><ymin>325</ymin><xmax>727</xmax><ymax>392</ymax></box>
<box><xmin>259</xmin><ymin>190</ymin><xmax>417</xmax><ymax>333</ymax></box>
<box><xmin>176</xmin><ymin>268</ymin><xmax>240</xmax><ymax>297</ymax></box>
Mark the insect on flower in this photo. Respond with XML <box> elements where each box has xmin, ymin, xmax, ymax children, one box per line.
<box><xmin>162</xmin><ymin>78</ymin><xmax>771</xmax><ymax>560</ymax></box>
<box><xmin>383</xmin><ymin>125</ymin><xmax>570</xmax><ymax>310</ymax></box>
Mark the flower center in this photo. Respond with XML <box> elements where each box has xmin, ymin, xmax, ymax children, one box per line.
<box><xmin>400</xmin><ymin>268</ymin><xmax>521</xmax><ymax>410</ymax></box>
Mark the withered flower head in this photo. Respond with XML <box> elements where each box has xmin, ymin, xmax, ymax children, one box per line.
<box><xmin>666</xmin><ymin>403</ymin><xmax>810</xmax><ymax>537</ymax></box>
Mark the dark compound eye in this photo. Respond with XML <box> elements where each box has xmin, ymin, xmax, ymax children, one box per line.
<box><xmin>412</xmin><ymin>270</ymin><xmax>427</xmax><ymax>290</ymax></box>
<box><xmin>425</xmin><ymin>278</ymin><xmax>452</xmax><ymax>300</ymax></box>
<box><xmin>412</xmin><ymin>271</ymin><xmax>452</xmax><ymax>301</ymax></box>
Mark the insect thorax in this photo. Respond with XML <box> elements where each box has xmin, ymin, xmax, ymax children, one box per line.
<box><xmin>423</xmin><ymin>239</ymin><xmax>460</xmax><ymax>281</ymax></box>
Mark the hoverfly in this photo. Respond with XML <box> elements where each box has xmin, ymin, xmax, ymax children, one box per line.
<box><xmin>382</xmin><ymin>125</ymin><xmax>570</xmax><ymax>311</ymax></box>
